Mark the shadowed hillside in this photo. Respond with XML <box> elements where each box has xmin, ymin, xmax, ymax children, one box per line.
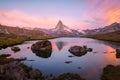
<box><xmin>85</xmin><ymin>31</ymin><xmax>120</xmax><ymax>42</ymax></box>
<box><xmin>0</xmin><ymin>24</ymin><xmax>48</xmax><ymax>37</ymax></box>
<box><xmin>0</xmin><ymin>24</ymin><xmax>54</xmax><ymax>49</ymax></box>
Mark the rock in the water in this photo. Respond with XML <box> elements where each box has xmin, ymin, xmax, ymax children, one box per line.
<box><xmin>116</xmin><ymin>48</ymin><xmax>120</xmax><ymax>58</ymax></box>
<box><xmin>57</xmin><ymin>73</ymin><xmax>85</xmax><ymax>80</ymax></box>
<box><xmin>87</xmin><ymin>48</ymin><xmax>93</xmax><ymax>52</ymax></box>
<box><xmin>31</xmin><ymin>40</ymin><xmax>52</xmax><ymax>58</ymax></box>
<box><xmin>64</xmin><ymin>61</ymin><xmax>72</xmax><ymax>64</ymax></box>
<box><xmin>11</xmin><ymin>46</ymin><xmax>20</xmax><ymax>52</ymax></box>
<box><xmin>68</xmin><ymin>55</ymin><xmax>74</xmax><ymax>57</ymax></box>
<box><xmin>69</xmin><ymin>45</ymin><xmax>92</xmax><ymax>57</ymax></box>
<box><xmin>27</xmin><ymin>47</ymin><xmax>30</xmax><ymax>49</ymax></box>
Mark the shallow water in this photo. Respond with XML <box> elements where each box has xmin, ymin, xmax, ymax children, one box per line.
<box><xmin>0</xmin><ymin>37</ymin><xmax>120</xmax><ymax>80</ymax></box>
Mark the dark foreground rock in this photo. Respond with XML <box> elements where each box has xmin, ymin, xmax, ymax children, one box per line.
<box><xmin>31</xmin><ymin>40</ymin><xmax>52</xmax><ymax>58</ymax></box>
<box><xmin>0</xmin><ymin>54</ymin><xmax>44</xmax><ymax>80</ymax></box>
<box><xmin>101</xmin><ymin>65</ymin><xmax>120</xmax><ymax>80</ymax></box>
<box><xmin>0</xmin><ymin>62</ymin><xmax>44</xmax><ymax>80</ymax></box>
<box><xmin>116</xmin><ymin>48</ymin><xmax>120</xmax><ymax>58</ymax></box>
<box><xmin>69</xmin><ymin>45</ymin><xmax>92</xmax><ymax>57</ymax></box>
<box><xmin>11</xmin><ymin>46</ymin><xmax>20</xmax><ymax>52</ymax></box>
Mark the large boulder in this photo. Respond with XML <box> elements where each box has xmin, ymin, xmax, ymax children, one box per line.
<box><xmin>31</xmin><ymin>40</ymin><xmax>52</xmax><ymax>58</ymax></box>
<box><xmin>69</xmin><ymin>45</ymin><xmax>92</xmax><ymax>57</ymax></box>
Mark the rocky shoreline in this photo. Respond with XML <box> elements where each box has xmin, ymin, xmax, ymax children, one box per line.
<box><xmin>1</xmin><ymin>53</ymin><xmax>120</xmax><ymax>80</ymax></box>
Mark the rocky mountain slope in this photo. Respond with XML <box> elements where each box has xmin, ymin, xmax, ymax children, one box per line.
<box><xmin>0</xmin><ymin>24</ymin><xmax>48</xmax><ymax>37</ymax></box>
<box><xmin>35</xmin><ymin>20</ymin><xmax>83</xmax><ymax>37</ymax></box>
<box><xmin>85</xmin><ymin>31</ymin><xmax>120</xmax><ymax>42</ymax></box>
<box><xmin>83</xmin><ymin>22</ymin><xmax>120</xmax><ymax>35</ymax></box>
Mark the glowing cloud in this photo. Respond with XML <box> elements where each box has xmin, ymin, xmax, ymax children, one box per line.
<box><xmin>0</xmin><ymin>10</ymin><xmax>57</xmax><ymax>28</ymax></box>
<box><xmin>84</xmin><ymin>0</ymin><xmax>120</xmax><ymax>28</ymax></box>
<box><xmin>105</xmin><ymin>7</ymin><xmax>120</xmax><ymax>24</ymax></box>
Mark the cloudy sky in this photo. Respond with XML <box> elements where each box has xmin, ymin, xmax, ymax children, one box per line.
<box><xmin>0</xmin><ymin>0</ymin><xmax>120</xmax><ymax>30</ymax></box>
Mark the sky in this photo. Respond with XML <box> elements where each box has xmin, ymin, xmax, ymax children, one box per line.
<box><xmin>0</xmin><ymin>0</ymin><xmax>120</xmax><ymax>30</ymax></box>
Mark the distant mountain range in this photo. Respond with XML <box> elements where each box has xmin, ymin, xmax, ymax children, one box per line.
<box><xmin>83</xmin><ymin>22</ymin><xmax>120</xmax><ymax>35</ymax></box>
<box><xmin>34</xmin><ymin>20</ymin><xmax>83</xmax><ymax>37</ymax></box>
<box><xmin>0</xmin><ymin>21</ymin><xmax>120</xmax><ymax>37</ymax></box>
<box><xmin>35</xmin><ymin>21</ymin><xmax>120</xmax><ymax>37</ymax></box>
<box><xmin>0</xmin><ymin>24</ymin><xmax>48</xmax><ymax>37</ymax></box>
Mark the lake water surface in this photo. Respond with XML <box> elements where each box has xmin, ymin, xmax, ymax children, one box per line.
<box><xmin>0</xmin><ymin>37</ymin><xmax>120</xmax><ymax>80</ymax></box>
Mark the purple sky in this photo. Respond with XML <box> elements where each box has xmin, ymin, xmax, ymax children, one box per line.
<box><xmin>0</xmin><ymin>0</ymin><xmax>120</xmax><ymax>30</ymax></box>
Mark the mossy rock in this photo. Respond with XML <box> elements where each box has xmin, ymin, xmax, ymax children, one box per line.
<box><xmin>57</xmin><ymin>73</ymin><xmax>85</xmax><ymax>80</ymax></box>
<box><xmin>101</xmin><ymin>65</ymin><xmax>120</xmax><ymax>80</ymax></box>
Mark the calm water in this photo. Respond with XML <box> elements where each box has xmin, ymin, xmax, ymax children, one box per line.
<box><xmin>0</xmin><ymin>37</ymin><xmax>120</xmax><ymax>80</ymax></box>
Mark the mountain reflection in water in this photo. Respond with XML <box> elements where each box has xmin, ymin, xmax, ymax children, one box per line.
<box><xmin>55</xmin><ymin>41</ymin><xmax>67</xmax><ymax>51</ymax></box>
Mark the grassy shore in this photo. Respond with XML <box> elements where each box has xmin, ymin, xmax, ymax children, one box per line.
<box><xmin>0</xmin><ymin>33</ymin><xmax>54</xmax><ymax>49</ymax></box>
<box><xmin>85</xmin><ymin>31</ymin><xmax>120</xmax><ymax>42</ymax></box>
<box><xmin>0</xmin><ymin>33</ymin><xmax>27</xmax><ymax>49</ymax></box>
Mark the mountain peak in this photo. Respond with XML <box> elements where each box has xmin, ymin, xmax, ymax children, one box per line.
<box><xmin>110</xmin><ymin>22</ymin><xmax>119</xmax><ymax>26</ymax></box>
<box><xmin>58</xmin><ymin>20</ymin><xmax>62</xmax><ymax>24</ymax></box>
<box><xmin>49</xmin><ymin>20</ymin><xmax>83</xmax><ymax>37</ymax></box>
<box><xmin>55</xmin><ymin>20</ymin><xmax>65</xmax><ymax>30</ymax></box>
<box><xmin>57</xmin><ymin>20</ymin><xmax>63</xmax><ymax>26</ymax></box>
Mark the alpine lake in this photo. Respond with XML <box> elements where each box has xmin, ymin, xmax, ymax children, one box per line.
<box><xmin>0</xmin><ymin>37</ymin><xmax>120</xmax><ymax>80</ymax></box>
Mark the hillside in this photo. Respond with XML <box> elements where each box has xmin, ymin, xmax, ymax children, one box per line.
<box><xmin>0</xmin><ymin>24</ymin><xmax>54</xmax><ymax>49</ymax></box>
<box><xmin>86</xmin><ymin>31</ymin><xmax>120</xmax><ymax>42</ymax></box>
<box><xmin>0</xmin><ymin>24</ymin><xmax>45</xmax><ymax>36</ymax></box>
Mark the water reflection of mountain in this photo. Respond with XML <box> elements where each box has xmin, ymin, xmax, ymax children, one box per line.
<box><xmin>56</xmin><ymin>41</ymin><xmax>67</xmax><ymax>51</ymax></box>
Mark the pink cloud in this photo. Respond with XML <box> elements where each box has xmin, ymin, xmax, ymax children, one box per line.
<box><xmin>83</xmin><ymin>0</ymin><xmax>120</xmax><ymax>28</ymax></box>
<box><xmin>0</xmin><ymin>10</ymin><xmax>57</xmax><ymax>28</ymax></box>
<box><xmin>105</xmin><ymin>7</ymin><xmax>120</xmax><ymax>24</ymax></box>
<box><xmin>0</xmin><ymin>10</ymin><xmax>85</xmax><ymax>29</ymax></box>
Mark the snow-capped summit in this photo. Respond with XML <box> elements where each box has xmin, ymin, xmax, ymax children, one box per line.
<box><xmin>51</xmin><ymin>20</ymin><xmax>71</xmax><ymax>32</ymax></box>
<box><xmin>50</xmin><ymin>20</ymin><xmax>83</xmax><ymax>37</ymax></box>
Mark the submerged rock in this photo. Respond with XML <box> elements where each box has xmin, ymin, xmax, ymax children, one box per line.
<box><xmin>57</xmin><ymin>73</ymin><xmax>85</xmax><ymax>80</ymax></box>
<box><xmin>11</xmin><ymin>46</ymin><xmax>20</xmax><ymax>52</ymax></box>
<box><xmin>68</xmin><ymin>55</ymin><xmax>74</xmax><ymax>57</ymax></box>
<box><xmin>31</xmin><ymin>40</ymin><xmax>52</xmax><ymax>58</ymax></box>
<box><xmin>64</xmin><ymin>61</ymin><xmax>72</xmax><ymax>64</ymax></box>
<box><xmin>69</xmin><ymin>45</ymin><xmax>92</xmax><ymax>57</ymax></box>
<box><xmin>27</xmin><ymin>47</ymin><xmax>30</xmax><ymax>49</ymax></box>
